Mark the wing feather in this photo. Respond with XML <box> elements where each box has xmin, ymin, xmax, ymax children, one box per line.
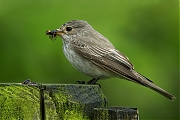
<box><xmin>72</xmin><ymin>42</ymin><xmax>153</xmax><ymax>85</ymax></box>
<box><xmin>71</xmin><ymin>41</ymin><xmax>176</xmax><ymax>100</ymax></box>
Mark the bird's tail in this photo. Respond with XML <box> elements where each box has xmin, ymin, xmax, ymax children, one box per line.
<box><xmin>129</xmin><ymin>70</ymin><xmax>176</xmax><ymax>100</ymax></box>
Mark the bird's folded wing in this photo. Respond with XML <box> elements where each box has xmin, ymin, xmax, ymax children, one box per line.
<box><xmin>73</xmin><ymin>42</ymin><xmax>153</xmax><ymax>84</ymax></box>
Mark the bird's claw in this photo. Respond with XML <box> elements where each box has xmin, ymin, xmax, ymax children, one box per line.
<box><xmin>75</xmin><ymin>80</ymin><xmax>101</xmax><ymax>88</ymax></box>
<box><xmin>22</xmin><ymin>79</ymin><xmax>36</xmax><ymax>85</ymax></box>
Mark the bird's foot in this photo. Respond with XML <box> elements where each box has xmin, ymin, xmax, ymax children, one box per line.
<box><xmin>76</xmin><ymin>78</ymin><xmax>101</xmax><ymax>87</ymax></box>
<box><xmin>76</xmin><ymin>80</ymin><xmax>86</xmax><ymax>84</ymax></box>
<box><xmin>22</xmin><ymin>79</ymin><xmax>36</xmax><ymax>85</ymax></box>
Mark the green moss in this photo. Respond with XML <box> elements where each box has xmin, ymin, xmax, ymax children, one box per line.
<box><xmin>45</xmin><ymin>84</ymin><xmax>90</xmax><ymax>119</ymax></box>
<box><xmin>64</xmin><ymin>109</ymin><xmax>89</xmax><ymax>120</ymax></box>
<box><xmin>51</xmin><ymin>90</ymin><xmax>89</xmax><ymax>119</ymax></box>
<box><xmin>0</xmin><ymin>84</ymin><xmax>40</xmax><ymax>120</ymax></box>
<box><xmin>0</xmin><ymin>84</ymin><xmax>107</xmax><ymax>120</ymax></box>
<box><xmin>94</xmin><ymin>108</ymin><xmax>109</xmax><ymax>120</ymax></box>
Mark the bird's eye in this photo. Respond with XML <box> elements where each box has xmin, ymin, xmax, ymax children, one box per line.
<box><xmin>66</xmin><ymin>27</ymin><xmax>72</xmax><ymax>31</ymax></box>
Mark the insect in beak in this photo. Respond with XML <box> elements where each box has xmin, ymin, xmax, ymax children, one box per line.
<box><xmin>46</xmin><ymin>30</ymin><xmax>58</xmax><ymax>41</ymax></box>
<box><xmin>46</xmin><ymin>29</ymin><xmax>64</xmax><ymax>41</ymax></box>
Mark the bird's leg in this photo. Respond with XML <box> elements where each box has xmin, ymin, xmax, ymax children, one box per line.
<box><xmin>76</xmin><ymin>78</ymin><xmax>101</xmax><ymax>87</ymax></box>
<box><xmin>86</xmin><ymin>78</ymin><xmax>100</xmax><ymax>84</ymax></box>
<box><xmin>87</xmin><ymin>78</ymin><xmax>101</xmax><ymax>87</ymax></box>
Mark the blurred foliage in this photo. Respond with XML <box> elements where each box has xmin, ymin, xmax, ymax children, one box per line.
<box><xmin>0</xmin><ymin>0</ymin><xmax>179</xmax><ymax>119</ymax></box>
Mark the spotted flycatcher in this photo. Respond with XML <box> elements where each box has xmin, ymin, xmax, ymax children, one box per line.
<box><xmin>46</xmin><ymin>20</ymin><xmax>175</xmax><ymax>100</ymax></box>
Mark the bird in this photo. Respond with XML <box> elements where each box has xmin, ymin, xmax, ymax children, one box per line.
<box><xmin>46</xmin><ymin>20</ymin><xmax>175</xmax><ymax>100</ymax></box>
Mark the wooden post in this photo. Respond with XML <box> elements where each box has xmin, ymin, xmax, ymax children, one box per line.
<box><xmin>94</xmin><ymin>107</ymin><xmax>139</xmax><ymax>120</ymax></box>
<box><xmin>0</xmin><ymin>83</ymin><xmax>139</xmax><ymax>120</ymax></box>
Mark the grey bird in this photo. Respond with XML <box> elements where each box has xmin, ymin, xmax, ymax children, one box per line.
<box><xmin>46</xmin><ymin>20</ymin><xmax>175</xmax><ymax>100</ymax></box>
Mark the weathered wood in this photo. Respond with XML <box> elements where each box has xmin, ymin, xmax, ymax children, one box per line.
<box><xmin>0</xmin><ymin>83</ymin><xmax>108</xmax><ymax>119</ymax></box>
<box><xmin>0</xmin><ymin>83</ymin><xmax>139</xmax><ymax>120</ymax></box>
<box><xmin>42</xmin><ymin>84</ymin><xmax>108</xmax><ymax>119</ymax></box>
<box><xmin>94</xmin><ymin>107</ymin><xmax>139</xmax><ymax>120</ymax></box>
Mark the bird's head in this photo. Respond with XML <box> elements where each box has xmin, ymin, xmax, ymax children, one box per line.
<box><xmin>46</xmin><ymin>20</ymin><xmax>92</xmax><ymax>41</ymax></box>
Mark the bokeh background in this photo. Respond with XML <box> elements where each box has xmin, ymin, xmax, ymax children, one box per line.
<box><xmin>0</xmin><ymin>0</ymin><xmax>179</xmax><ymax>119</ymax></box>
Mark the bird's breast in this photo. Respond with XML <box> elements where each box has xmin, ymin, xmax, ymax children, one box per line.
<box><xmin>62</xmin><ymin>43</ymin><xmax>111</xmax><ymax>78</ymax></box>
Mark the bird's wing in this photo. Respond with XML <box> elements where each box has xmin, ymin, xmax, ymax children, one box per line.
<box><xmin>72</xmin><ymin>41</ymin><xmax>177</xmax><ymax>100</ymax></box>
<box><xmin>72</xmin><ymin>41</ymin><xmax>153</xmax><ymax>85</ymax></box>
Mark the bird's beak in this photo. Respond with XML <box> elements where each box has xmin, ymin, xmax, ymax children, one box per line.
<box><xmin>55</xmin><ymin>28</ymin><xmax>64</xmax><ymax>35</ymax></box>
<box><xmin>46</xmin><ymin>29</ymin><xmax>64</xmax><ymax>40</ymax></box>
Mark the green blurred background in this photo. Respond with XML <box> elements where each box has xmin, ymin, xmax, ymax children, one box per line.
<box><xmin>0</xmin><ymin>0</ymin><xmax>179</xmax><ymax>119</ymax></box>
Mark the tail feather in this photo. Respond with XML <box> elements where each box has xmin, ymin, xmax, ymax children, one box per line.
<box><xmin>131</xmin><ymin>70</ymin><xmax>175</xmax><ymax>100</ymax></box>
<box><xmin>147</xmin><ymin>83</ymin><xmax>175</xmax><ymax>100</ymax></box>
